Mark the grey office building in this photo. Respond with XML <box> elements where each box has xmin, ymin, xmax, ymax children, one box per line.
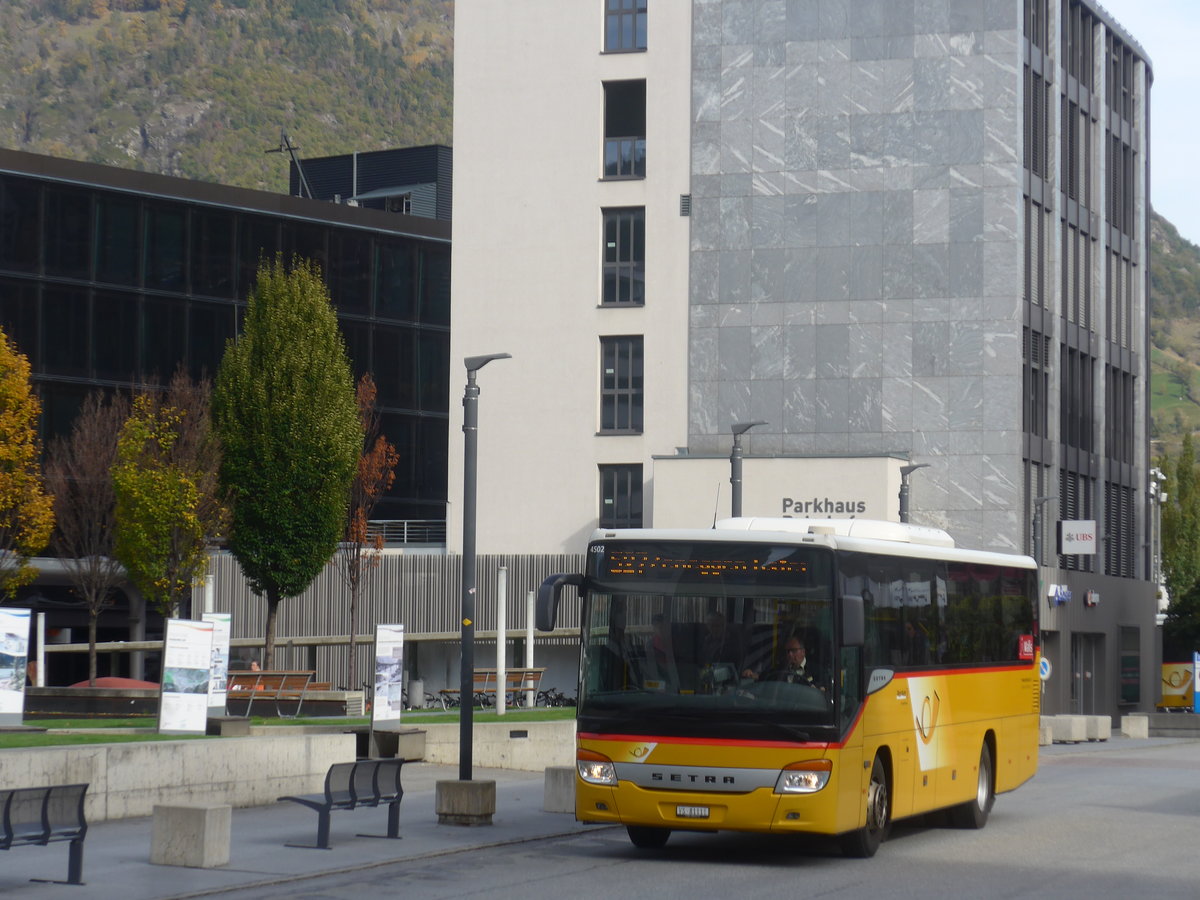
<box><xmin>450</xmin><ymin>1</ymin><xmax>1158</xmax><ymax>717</ymax></box>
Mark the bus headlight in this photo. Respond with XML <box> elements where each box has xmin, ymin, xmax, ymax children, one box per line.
<box><xmin>775</xmin><ymin>759</ymin><xmax>832</xmax><ymax>794</ymax></box>
<box><xmin>577</xmin><ymin>749</ymin><xmax>618</xmax><ymax>786</ymax></box>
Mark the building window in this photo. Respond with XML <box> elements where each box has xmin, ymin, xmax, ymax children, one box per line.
<box><xmin>600</xmin><ymin>464</ymin><xmax>643</xmax><ymax>528</ymax></box>
<box><xmin>603</xmin><ymin>208</ymin><xmax>645</xmax><ymax>305</ymax></box>
<box><xmin>605</xmin><ymin>0</ymin><xmax>647</xmax><ymax>53</ymax></box>
<box><xmin>600</xmin><ymin>335</ymin><xmax>643</xmax><ymax>433</ymax></box>
<box><xmin>603</xmin><ymin>81</ymin><xmax>646</xmax><ymax>178</ymax></box>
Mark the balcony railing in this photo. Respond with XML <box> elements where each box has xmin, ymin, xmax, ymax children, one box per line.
<box><xmin>366</xmin><ymin>519</ymin><xmax>447</xmax><ymax>546</ymax></box>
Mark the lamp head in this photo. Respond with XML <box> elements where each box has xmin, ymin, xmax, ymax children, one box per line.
<box><xmin>732</xmin><ymin>421</ymin><xmax>767</xmax><ymax>436</ymax></box>
<box><xmin>465</xmin><ymin>352</ymin><xmax>512</xmax><ymax>374</ymax></box>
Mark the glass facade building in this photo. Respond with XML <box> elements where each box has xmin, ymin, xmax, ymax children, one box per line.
<box><xmin>0</xmin><ymin>146</ymin><xmax>451</xmax><ymax>525</ymax></box>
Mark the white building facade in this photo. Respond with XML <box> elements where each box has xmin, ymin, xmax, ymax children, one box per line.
<box><xmin>450</xmin><ymin>0</ymin><xmax>1159</xmax><ymax>718</ymax></box>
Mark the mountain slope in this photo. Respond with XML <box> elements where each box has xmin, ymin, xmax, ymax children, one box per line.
<box><xmin>0</xmin><ymin>0</ymin><xmax>453</xmax><ymax>192</ymax></box>
<box><xmin>4</xmin><ymin>0</ymin><xmax>1199</xmax><ymax>453</ymax></box>
<box><xmin>1150</xmin><ymin>210</ymin><xmax>1200</xmax><ymax>454</ymax></box>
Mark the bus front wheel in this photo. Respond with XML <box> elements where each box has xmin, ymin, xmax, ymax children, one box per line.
<box><xmin>949</xmin><ymin>742</ymin><xmax>994</xmax><ymax>829</ymax></box>
<box><xmin>626</xmin><ymin>825</ymin><xmax>671</xmax><ymax>849</ymax></box>
<box><xmin>841</xmin><ymin>755</ymin><xmax>889</xmax><ymax>858</ymax></box>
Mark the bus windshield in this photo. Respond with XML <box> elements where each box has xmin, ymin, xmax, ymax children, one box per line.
<box><xmin>579</xmin><ymin>541</ymin><xmax>839</xmax><ymax>740</ymax></box>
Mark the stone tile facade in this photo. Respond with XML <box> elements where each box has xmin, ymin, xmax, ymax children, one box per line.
<box><xmin>688</xmin><ymin>0</ymin><xmax>1024</xmax><ymax>550</ymax></box>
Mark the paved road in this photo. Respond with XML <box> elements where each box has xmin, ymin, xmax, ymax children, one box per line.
<box><xmin>4</xmin><ymin>738</ymin><xmax>1198</xmax><ymax>899</ymax></box>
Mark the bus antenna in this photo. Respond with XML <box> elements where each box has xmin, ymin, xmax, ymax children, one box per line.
<box><xmin>712</xmin><ymin>483</ymin><xmax>722</xmax><ymax>528</ymax></box>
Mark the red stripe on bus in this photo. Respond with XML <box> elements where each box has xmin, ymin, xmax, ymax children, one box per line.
<box><xmin>577</xmin><ymin>732</ymin><xmax>832</xmax><ymax>750</ymax></box>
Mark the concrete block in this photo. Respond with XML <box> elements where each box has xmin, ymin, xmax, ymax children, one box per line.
<box><xmin>1120</xmin><ymin>715</ymin><xmax>1149</xmax><ymax>739</ymax></box>
<box><xmin>371</xmin><ymin>728</ymin><xmax>426</xmax><ymax>761</ymax></box>
<box><xmin>0</xmin><ymin>733</ymin><xmax>355</xmax><ymax>822</ymax></box>
<box><xmin>1085</xmin><ymin>715</ymin><xmax>1111</xmax><ymax>741</ymax></box>
<box><xmin>435</xmin><ymin>779</ymin><xmax>496</xmax><ymax>826</ymax></box>
<box><xmin>543</xmin><ymin>766</ymin><xmax>575</xmax><ymax>813</ymax></box>
<box><xmin>1052</xmin><ymin>714</ymin><xmax>1087</xmax><ymax>743</ymax></box>
<box><xmin>1038</xmin><ymin>721</ymin><xmax>1054</xmax><ymax>746</ymax></box>
<box><xmin>206</xmin><ymin>716</ymin><xmax>250</xmax><ymax>737</ymax></box>
<box><xmin>420</xmin><ymin>720</ymin><xmax>576</xmax><ymax>770</ymax></box>
<box><xmin>150</xmin><ymin>803</ymin><xmax>231</xmax><ymax>868</ymax></box>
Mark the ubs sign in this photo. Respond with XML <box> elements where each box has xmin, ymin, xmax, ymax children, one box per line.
<box><xmin>1058</xmin><ymin>519</ymin><xmax>1097</xmax><ymax>555</ymax></box>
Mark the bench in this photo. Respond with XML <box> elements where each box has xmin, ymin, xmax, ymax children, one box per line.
<box><xmin>277</xmin><ymin>759</ymin><xmax>404</xmax><ymax>850</ymax></box>
<box><xmin>227</xmin><ymin>670</ymin><xmax>316</xmax><ymax>717</ymax></box>
<box><xmin>438</xmin><ymin>667</ymin><xmax>545</xmax><ymax>709</ymax></box>
<box><xmin>0</xmin><ymin>783</ymin><xmax>89</xmax><ymax>885</ymax></box>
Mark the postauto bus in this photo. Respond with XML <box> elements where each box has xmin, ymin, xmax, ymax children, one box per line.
<box><xmin>536</xmin><ymin>518</ymin><xmax>1039</xmax><ymax>857</ymax></box>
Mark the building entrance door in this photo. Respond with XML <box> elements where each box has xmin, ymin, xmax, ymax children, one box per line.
<box><xmin>1070</xmin><ymin>632</ymin><xmax>1104</xmax><ymax>714</ymax></box>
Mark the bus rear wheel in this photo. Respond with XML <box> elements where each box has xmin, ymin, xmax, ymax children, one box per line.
<box><xmin>626</xmin><ymin>825</ymin><xmax>671</xmax><ymax>849</ymax></box>
<box><xmin>841</xmin><ymin>755</ymin><xmax>889</xmax><ymax>858</ymax></box>
<box><xmin>950</xmin><ymin>742</ymin><xmax>994</xmax><ymax>829</ymax></box>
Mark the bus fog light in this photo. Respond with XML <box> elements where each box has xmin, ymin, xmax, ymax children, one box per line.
<box><xmin>776</xmin><ymin>760</ymin><xmax>832</xmax><ymax>794</ymax></box>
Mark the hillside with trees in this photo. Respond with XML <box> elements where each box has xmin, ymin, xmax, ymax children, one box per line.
<box><xmin>1150</xmin><ymin>211</ymin><xmax>1200</xmax><ymax>453</ymax></box>
<box><xmin>0</xmin><ymin>0</ymin><xmax>452</xmax><ymax>192</ymax></box>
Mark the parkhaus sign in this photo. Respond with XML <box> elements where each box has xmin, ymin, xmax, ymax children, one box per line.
<box><xmin>651</xmin><ymin>456</ymin><xmax>897</xmax><ymax>528</ymax></box>
<box><xmin>781</xmin><ymin>496</ymin><xmax>868</xmax><ymax>515</ymax></box>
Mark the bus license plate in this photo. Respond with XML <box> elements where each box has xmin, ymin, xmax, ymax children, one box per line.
<box><xmin>676</xmin><ymin>805</ymin><xmax>710</xmax><ymax>819</ymax></box>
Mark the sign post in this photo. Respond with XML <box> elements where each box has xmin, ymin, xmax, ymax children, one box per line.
<box><xmin>1194</xmin><ymin>651</ymin><xmax>1200</xmax><ymax>715</ymax></box>
<box><xmin>203</xmin><ymin>612</ymin><xmax>232</xmax><ymax>716</ymax></box>
<box><xmin>372</xmin><ymin>624</ymin><xmax>406</xmax><ymax>731</ymax></box>
<box><xmin>159</xmin><ymin>618</ymin><xmax>215</xmax><ymax>735</ymax></box>
<box><xmin>0</xmin><ymin>608</ymin><xmax>32</xmax><ymax>727</ymax></box>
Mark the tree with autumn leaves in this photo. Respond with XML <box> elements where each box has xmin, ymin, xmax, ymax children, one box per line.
<box><xmin>334</xmin><ymin>373</ymin><xmax>398</xmax><ymax>691</ymax></box>
<box><xmin>112</xmin><ymin>371</ymin><xmax>226</xmax><ymax>618</ymax></box>
<box><xmin>0</xmin><ymin>326</ymin><xmax>54</xmax><ymax>598</ymax></box>
<box><xmin>45</xmin><ymin>392</ymin><xmax>130</xmax><ymax>684</ymax></box>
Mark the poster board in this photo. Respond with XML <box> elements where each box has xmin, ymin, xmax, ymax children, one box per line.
<box><xmin>158</xmin><ymin>618</ymin><xmax>215</xmax><ymax>735</ymax></box>
<box><xmin>0</xmin><ymin>608</ymin><xmax>31</xmax><ymax>726</ymax></box>
<box><xmin>371</xmin><ymin>624</ymin><xmax>405</xmax><ymax>730</ymax></box>
<box><xmin>1195</xmin><ymin>651</ymin><xmax>1200</xmax><ymax>715</ymax></box>
<box><xmin>203</xmin><ymin>612</ymin><xmax>232</xmax><ymax>715</ymax></box>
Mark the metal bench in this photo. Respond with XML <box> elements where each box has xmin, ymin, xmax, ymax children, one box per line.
<box><xmin>226</xmin><ymin>670</ymin><xmax>315</xmax><ymax>717</ymax></box>
<box><xmin>0</xmin><ymin>783</ymin><xmax>89</xmax><ymax>885</ymax></box>
<box><xmin>277</xmin><ymin>759</ymin><xmax>404</xmax><ymax>849</ymax></box>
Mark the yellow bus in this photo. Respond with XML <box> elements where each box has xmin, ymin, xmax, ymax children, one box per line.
<box><xmin>537</xmin><ymin>517</ymin><xmax>1040</xmax><ymax>857</ymax></box>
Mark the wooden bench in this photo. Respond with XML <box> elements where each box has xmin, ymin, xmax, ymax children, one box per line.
<box><xmin>226</xmin><ymin>670</ymin><xmax>315</xmax><ymax>718</ymax></box>
<box><xmin>277</xmin><ymin>759</ymin><xmax>404</xmax><ymax>849</ymax></box>
<box><xmin>438</xmin><ymin>667</ymin><xmax>545</xmax><ymax>709</ymax></box>
<box><xmin>0</xmin><ymin>783</ymin><xmax>89</xmax><ymax>885</ymax></box>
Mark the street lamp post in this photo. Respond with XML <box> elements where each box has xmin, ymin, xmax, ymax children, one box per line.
<box><xmin>458</xmin><ymin>352</ymin><xmax>510</xmax><ymax>782</ymax></box>
<box><xmin>730</xmin><ymin>422</ymin><xmax>766</xmax><ymax>518</ymax></box>
<box><xmin>898</xmin><ymin>463</ymin><xmax>930</xmax><ymax>524</ymax></box>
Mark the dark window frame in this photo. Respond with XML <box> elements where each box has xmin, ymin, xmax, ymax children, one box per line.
<box><xmin>599</xmin><ymin>463</ymin><xmax>643</xmax><ymax>528</ymax></box>
<box><xmin>599</xmin><ymin>335</ymin><xmax>644</xmax><ymax>434</ymax></box>
<box><xmin>602</xmin><ymin>207</ymin><xmax>645</xmax><ymax>306</ymax></box>
<box><xmin>604</xmin><ymin>0</ymin><xmax>647</xmax><ymax>53</ymax></box>
<box><xmin>603</xmin><ymin>80</ymin><xmax>647</xmax><ymax>179</ymax></box>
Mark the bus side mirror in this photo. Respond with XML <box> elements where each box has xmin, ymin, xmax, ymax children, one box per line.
<box><xmin>841</xmin><ymin>595</ymin><xmax>864</xmax><ymax>648</ymax></box>
<box><xmin>536</xmin><ymin>573</ymin><xmax>583</xmax><ymax>631</ymax></box>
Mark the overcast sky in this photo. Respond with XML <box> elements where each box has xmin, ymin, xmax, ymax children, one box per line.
<box><xmin>1095</xmin><ymin>0</ymin><xmax>1200</xmax><ymax>245</ymax></box>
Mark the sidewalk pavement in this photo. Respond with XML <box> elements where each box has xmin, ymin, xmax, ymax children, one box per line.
<box><xmin>0</xmin><ymin>763</ymin><xmax>604</xmax><ymax>900</ymax></box>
